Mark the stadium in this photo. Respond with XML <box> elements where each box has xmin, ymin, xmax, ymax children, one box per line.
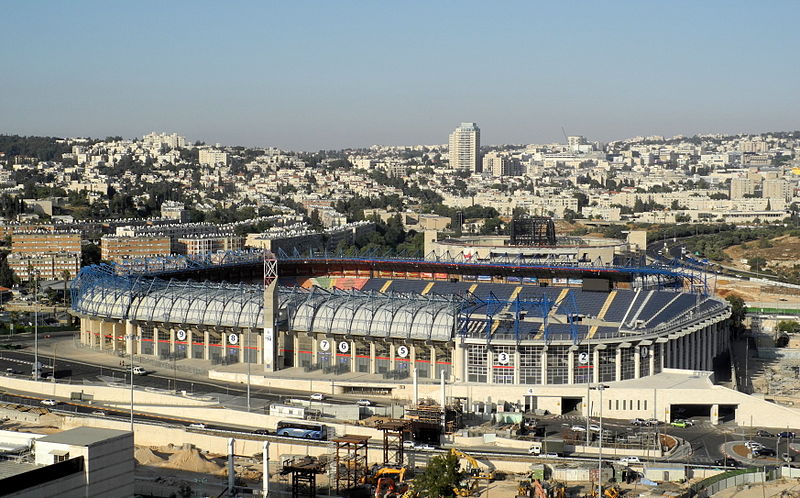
<box><xmin>70</xmin><ymin>219</ymin><xmax>732</xmax><ymax>405</ymax></box>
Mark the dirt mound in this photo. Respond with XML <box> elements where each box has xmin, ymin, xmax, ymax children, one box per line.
<box><xmin>135</xmin><ymin>446</ymin><xmax>167</xmax><ymax>466</ymax></box>
<box><xmin>162</xmin><ymin>447</ymin><xmax>224</xmax><ymax>475</ymax></box>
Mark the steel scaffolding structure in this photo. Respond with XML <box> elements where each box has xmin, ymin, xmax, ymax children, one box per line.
<box><xmin>333</xmin><ymin>435</ymin><xmax>370</xmax><ymax>492</ymax></box>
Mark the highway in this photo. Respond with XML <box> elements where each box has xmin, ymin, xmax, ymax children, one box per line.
<box><xmin>0</xmin><ymin>348</ymin><xmax>376</xmax><ymax>410</ymax></box>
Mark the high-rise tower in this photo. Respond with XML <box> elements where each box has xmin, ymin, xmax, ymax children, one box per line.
<box><xmin>448</xmin><ymin>122</ymin><xmax>480</xmax><ymax>172</ymax></box>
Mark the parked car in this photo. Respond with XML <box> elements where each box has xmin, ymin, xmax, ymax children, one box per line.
<box><xmin>754</xmin><ymin>448</ymin><xmax>776</xmax><ymax>457</ymax></box>
<box><xmin>310</xmin><ymin>393</ymin><xmax>325</xmax><ymax>401</ymax></box>
<box><xmin>356</xmin><ymin>399</ymin><xmax>372</xmax><ymax>407</ymax></box>
<box><xmin>744</xmin><ymin>440</ymin><xmax>764</xmax><ymax>450</ymax></box>
<box><xmin>189</xmin><ymin>423</ymin><xmax>206</xmax><ymax>429</ymax></box>
<box><xmin>778</xmin><ymin>431</ymin><xmax>796</xmax><ymax>439</ymax></box>
<box><xmin>645</xmin><ymin>419</ymin><xmax>661</xmax><ymax>426</ymax></box>
<box><xmin>589</xmin><ymin>424</ymin><xmax>601</xmax><ymax>432</ymax></box>
<box><xmin>40</xmin><ymin>399</ymin><xmax>57</xmax><ymax>406</ymax></box>
<box><xmin>541</xmin><ymin>453</ymin><xmax>561</xmax><ymax>459</ymax></box>
<box><xmin>402</xmin><ymin>440</ymin><xmax>415</xmax><ymax>449</ymax></box>
<box><xmin>414</xmin><ymin>443</ymin><xmax>435</xmax><ymax>451</ymax></box>
<box><xmin>92</xmin><ymin>410</ymin><xmax>107</xmax><ymax>417</ymax></box>
<box><xmin>671</xmin><ymin>419</ymin><xmax>694</xmax><ymax>428</ymax></box>
<box><xmin>630</xmin><ymin>418</ymin><xmax>646</xmax><ymax>426</ymax></box>
<box><xmin>619</xmin><ymin>456</ymin><xmax>641</xmax><ymax>465</ymax></box>
<box><xmin>756</xmin><ymin>430</ymin><xmax>775</xmax><ymax>438</ymax></box>
<box><xmin>570</xmin><ymin>425</ymin><xmax>587</xmax><ymax>432</ymax></box>
<box><xmin>132</xmin><ymin>366</ymin><xmax>147</xmax><ymax>375</ymax></box>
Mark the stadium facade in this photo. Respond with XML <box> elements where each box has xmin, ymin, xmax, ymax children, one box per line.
<box><xmin>71</xmin><ymin>248</ymin><xmax>731</xmax><ymax>390</ymax></box>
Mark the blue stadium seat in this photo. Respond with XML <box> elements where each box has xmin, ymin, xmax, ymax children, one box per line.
<box><xmin>603</xmin><ymin>291</ymin><xmax>635</xmax><ymax>322</ymax></box>
<box><xmin>636</xmin><ymin>292</ymin><xmax>678</xmax><ymax>321</ymax></box>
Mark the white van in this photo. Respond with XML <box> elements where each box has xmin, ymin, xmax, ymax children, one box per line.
<box><xmin>132</xmin><ymin>366</ymin><xmax>147</xmax><ymax>375</ymax></box>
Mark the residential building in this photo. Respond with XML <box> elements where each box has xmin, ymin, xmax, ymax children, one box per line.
<box><xmin>176</xmin><ymin>233</ymin><xmax>244</xmax><ymax>255</ymax></box>
<box><xmin>730</xmin><ymin>177</ymin><xmax>756</xmax><ymax>199</ymax></box>
<box><xmin>7</xmin><ymin>252</ymin><xmax>81</xmax><ymax>280</ymax></box>
<box><xmin>482</xmin><ymin>152</ymin><xmax>521</xmax><ymax>177</ymax></box>
<box><xmin>448</xmin><ymin>122</ymin><xmax>480</xmax><ymax>172</ymax></box>
<box><xmin>142</xmin><ymin>132</ymin><xmax>186</xmax><ymax>149</ymax></box>
<box><xmin>763</xmin><ymin>178</ymin><xmax>791</xmax><ymax>202</ymax></box>
<box><xmin>160</xmin><ymin>200</ymin><xmax>190</xmax><ymax>222</ymax></box>
<box><xmin>198</xmin><ymin>148</ymin><xmax>228</xmax><ymax>166</ymax></box>
<box><xmin>101</xmin><ymin>235</ymin><xmax>171</xmax><ymax>263</ymax></box>
<box><xmin>12</xmin><ymin>230</ymin><xmax>81</xmax><ymax>255</ymax></box>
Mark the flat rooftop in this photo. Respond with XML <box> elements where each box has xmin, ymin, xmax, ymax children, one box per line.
<box><xmin>0</xmin><ymin>460</ymin><xmax>38</xmax><ymax>480</ymax></box>
<box><xmin>37</xmin><ymin>427</ymin><xmax>131</xmax><ymax>447</ymax></box>
<box><xmin>606</xmin><ymin>369</ymin><xmax>714</xmax><ymax>390</ymax></box>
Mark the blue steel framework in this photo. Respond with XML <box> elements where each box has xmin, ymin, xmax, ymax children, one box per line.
<box><xmin>105</xmin><ymin>247</ymin><xmax>708</xmax><ymax>293</ymax></box>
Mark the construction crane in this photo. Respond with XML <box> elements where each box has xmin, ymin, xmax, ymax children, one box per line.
<box><xmin>449</xmin><ymin>448</ymin><xmax>496</xmax><ymax>481</ymax></box>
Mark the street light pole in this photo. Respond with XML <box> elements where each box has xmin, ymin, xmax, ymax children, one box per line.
<box><xmin>125</xmin><ymin>333</ymin><xmax>136</xmax><ymax>432</ymax></box>
<box><xmin>247</xmin><ymin>329</ymin><xmax>251</xmax><ymax>412</ymax></box>
<box><xmin>33</xmin><ymin>270</ymin><xmax>39</xmax><ymax>381</ymax></box>
<box><xmin>591</xmin><ymin>384</ymin><xmax>609</xmax><ymax>497</ymax></box>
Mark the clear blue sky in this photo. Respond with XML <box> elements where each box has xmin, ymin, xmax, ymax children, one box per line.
<box><xmin>1</xmin><ymin>1</ymin><xmax>798</xmax><ymax>150</ymax></box>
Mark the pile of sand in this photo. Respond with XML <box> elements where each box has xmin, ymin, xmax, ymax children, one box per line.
<box><xmin>162</xmin><ymin>447</ymin><xmax>224</xmax><ymax>475</ymax></box>
<box><xmin>135</xmin><ymin>447</ymin><xmax>167</xmax><ymax>466</ymax></box>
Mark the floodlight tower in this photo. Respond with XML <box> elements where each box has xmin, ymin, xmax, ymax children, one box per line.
<box><xmin>263</xmin><ymin>250</ymin><xmax>279</xmax><ymax>372</ymax></box>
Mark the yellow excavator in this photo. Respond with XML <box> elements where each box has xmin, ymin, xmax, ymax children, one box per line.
<box><xmin>362</xmin><ymin>467</ymin><xmax>408</xmax><ymax>485</ymax></box>
<box><xmin>588</xmin><ymin>484</ymin><xmax>620</xmax><ymax>498</ymax></box>
<box><xmin>449</xmin><ymin>448</ymin><xmax>496</xmax><ymax>481</ymax></box>
<box><xmin>517</xmin><ymin>479</ymin><xmax>567</xmax><ymax>498</ymax></box>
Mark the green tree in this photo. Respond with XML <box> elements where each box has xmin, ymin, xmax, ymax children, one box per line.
<box><xmin>411</xmin><ymin>452</ymin><xmax>465</xmax><ymax>498</ymax></box>
<box><xmin>0</xmin><ymin>256</ymin><xmax>16</xmax><ymax>288</ymax></box>
<box><xmin>778</xmin><ymin>320</ymin><xmax>800</xmax><ymax>334</ymax></box>
<box><xmin>82</xmin><ymin>242</ymin><xmax>102</xmax><ymax>266</ymax></box>
<box><xmin>726</xmin><ymin>295</ymin><xmax>746</xmax><ymax>333</ymax></box>
<box><xmin>308</xmin><ymin>209</ymin><xmax>323</xmax><ymax>231</ymax></box>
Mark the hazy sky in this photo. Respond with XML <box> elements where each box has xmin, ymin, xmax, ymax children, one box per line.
<box><xmin>1</xmin><ymin>1</ymin><xmax>798</xmax><ymax>150</ymax></box>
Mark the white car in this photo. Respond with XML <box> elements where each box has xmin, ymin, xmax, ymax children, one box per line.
<box><xmin>745</xmin><ymin>440</ymin><xmax>764</xmax><ymax>450</ymax></box>
<box><xmin>415</xmin><ymin>443</ymin><xmax>435</xmax><ymax>451</ymax></box>
<box><xmin>619</xmin><ymin>456</ymin><xmax>641</xmax><ymax>465</ymax></box>
<box><xmin>570</xmin><ymin>425</ymin><xmax>587</xmax><ymax>432</ymax></box>
<box><xmin>132</xmin><ymin>366</ymin><xmax>147</xmax><ymax>375</ymax></box>
<box><xmin>402</xmin><ymin>440</ymin><xmax>415</xmax><ymax>449</ymax></box>
<box><xmin>310</xmin><ymin>393</ymin><xmax>325</xmax><ymax>401</ymax></box>
<box><xmin>189</xmin><ymin>423</ymin><xmax>206</xmax><ymax>429</ymax></box>
<box><xmin>356</xmin><ymin>399</ymin><xmax>372</xmax><ymax>407</ymax></box>
<box><xmin>589</xmin><ymin>424</ymin><xmax>601</xmax><ymax>432</ymax></box>
<box><xmin>92</xmin><ymin>410</ymin><xmax>107</xmax><ymax>417</ymax></box>
<box><xmin>40</xmin><ymin>399</ymin><xmax>57</xmax><ymax>406</ymax></box>
<box><xmin>541</xmin><ymin>453</ymin><xmax>560</xmax><ymax>459</ymax></box>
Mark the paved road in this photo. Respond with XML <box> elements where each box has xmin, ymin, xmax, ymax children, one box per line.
<box><xmin>0</xmin><ymin>348</ymin><xmax>381</xmax><ymax>410</ymax></box>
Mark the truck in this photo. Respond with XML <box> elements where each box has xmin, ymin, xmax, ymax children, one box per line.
<box><xmin>527</xmin><ymin>439</ymin><xmax>566</xmax><ymax>457</ymax></box>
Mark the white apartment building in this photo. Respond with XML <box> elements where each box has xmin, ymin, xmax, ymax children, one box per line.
<box><xmin>763</xmin><ymin>178</ymin><xmax>792</xmax><ymax>201</ymax></box>
<box><xmin>199</xmin><ymin>149</ymin><xmax>228</xmax><ymax>166</ymax></box>
<box><xmin>448</xmin><ymin>122</ymin><xmax>480</xmax><ymax>172</ymax></box>
<box><xmin>142</xmin><ymin>132</ymin><xmax>187</xmax><ymax>149</ymax></box>
<box><xmin>482</xmin><ymin>152</ymin><xmax>521</xmax><ymax>177</ymax></box>
<box><xmin>730</xmin><ymin>177</ymin><xmax>756</xmax><ymax>199</ymax></box>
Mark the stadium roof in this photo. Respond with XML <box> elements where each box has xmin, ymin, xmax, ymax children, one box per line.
<box><xmin>71</xmin><ymin>265</ymin><xmax>459</xmax><ymax>341</ymax></box>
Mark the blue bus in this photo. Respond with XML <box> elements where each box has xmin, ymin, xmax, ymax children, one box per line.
<box><xmin>276</xmin><ymin>421</ymin><xmax>328</xmax><ymax>440</ymax></box>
